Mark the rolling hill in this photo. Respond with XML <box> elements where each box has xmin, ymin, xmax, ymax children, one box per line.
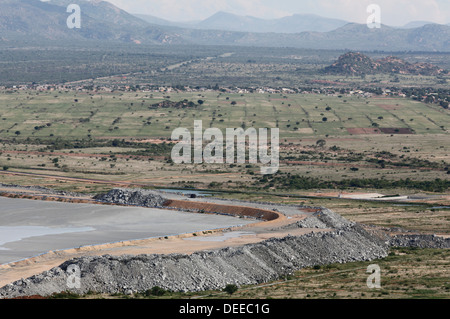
<box><xmin>0</xmin><ymin>0</ymin><xmax>449</xmax><ymax>51</ymax></box>
<box><xmin>134</xmin><ymin>11</ymin><xmax>349</xmax><ymax>33</ymax></box>
<box><xmin>0</xmin><ymin>0</ymin><xmax>183</xmax><ymax>44</ymax></box>
<box><xmin>191</xmin><ymin>11</ymin><xmax>349</xmax><ymax>33</ymax></box>
<box><xmin>401</xmin><ymin>21</ymin><xmax>438</xmax><ymax>29</ymax></box>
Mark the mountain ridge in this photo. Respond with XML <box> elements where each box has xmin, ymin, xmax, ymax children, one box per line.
<box><xmin>0</xmin><ymin>0</ymin><xmax>449</xmax><ymax>51</ymax></box>
<box><xmin>0</xmin><ymin>0</ymin><xmax>184</xmax><ymax>44</ymax></box>
<box><xmin>193</xmin><ymin>11</ymin><xmax>349</xmax><ymax>33</ymax></box>
<box><xmin>135</xmin><ymin>11</ymin><xmax>349</xmax><ymax>33</ymax></box>
<box><xmin>135</xmin><ymin>11</ymin><xmax>450</xmax><ymax>34</ymax></box>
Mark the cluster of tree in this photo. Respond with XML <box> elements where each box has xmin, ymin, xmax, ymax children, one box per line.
<box><xmin>366</xmin><ymin>157</ymin><xmax>446</xmax><ymax>170</ymax></box>
<box><xmin>12</xmin><ymin>137</ymin><xmax>172</xmax><ymax>154</ymax></box>
<box><xmin>259</xmin><ymin>174</ymin><xmax>449</xmax><ymax>192</ymax></box>
<box><xmin>379</xmin><ymin>87</ymin><xmax>450</xmax><ymax>109</ymax></box>
<box><xmin>149</xmin><ymin>99</ymin><xmax>200</xmax><ymax>109</ymax></box>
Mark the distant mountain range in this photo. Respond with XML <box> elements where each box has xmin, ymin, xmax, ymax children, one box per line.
<box><xmin>136</xmin><ymin>11</ymin><xmax>349</xmax><ymax>33</ymax></box>
<box><xmin>135</xmin><ymin>11</ymin><xmax>450</xmax><ymax>34</ymax></box>
<box><xmin>0</xmin><ymin>0</ymin><xmax>449</xmax><ymax>51</ymax></box>
<box><xmin>323</xmin><ymin>52</ymin><xmax>449</xmax><ymax>76</ymax></box>
<box><xmin>401</xmin><ymin>21</ymin><xmax>450</xmax><ymax>29</ymax></box>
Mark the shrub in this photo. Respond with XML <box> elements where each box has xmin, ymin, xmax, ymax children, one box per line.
<box><xmin>223</xmin><ymin>284</ymin><xmax>238</xmax><ymax>295</ymax></box>
<box><xmin>145</xmin><ymin>286</ymin><xmax>167</xmax><ymax>297</ymax></box>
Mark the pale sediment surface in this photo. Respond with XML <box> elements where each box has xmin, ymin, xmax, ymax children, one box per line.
<box><xmin>0</xmin><ymin>197</ymin><xmax>254</xmax><ymax>265</ymax></box>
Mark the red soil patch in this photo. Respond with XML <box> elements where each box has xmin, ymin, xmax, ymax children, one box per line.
<box><xmin>164</xmin><ymin>199</ymin><xmax>282</xmax><ymax>222</ymax></box>
<box><xmin>347</xmin><ymin>128</ymin><xmax>382</xmax><ymax>135</ymax></box>
<box><xmin>9</xmin><ymin>295</ymin><xmax>47</xmax><ymax>299</ymax></box>
<box><xmin>379</xmin><ymin>128</ymin><xmax>415</xmax><ymax>134</ymax></box>
<box><xmin>347</xmin><ymin>127</ymin><xmax>414</xmax><ymax>135</ymax></box>
<box><xmin>289</xmin><ymin>138</ymin><xmax>363</xmax><ymax>142</ymax></box>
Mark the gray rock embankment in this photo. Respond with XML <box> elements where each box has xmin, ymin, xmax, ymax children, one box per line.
<box><xmin>389</xmin><ymin>234</ymin><xmax>450</xmax><ymax>249</ymax></box>
<box><xmin>93</xmin><ymin>188</ymin><xmax>168</xmax><ymax>208</ymax></box>
<box><xmin>0</xmin><ymin>222</ymin><xmax>389</xmax><ymax>298</ymax></box>
<box><xmin>0</xmin><ymin>183</ymin><xmax>82</xmax><ymax>197</ymax></box>
<box><xmin>275</xmin><ymin>208</ymin><xmax>354</xmax><ymax>230</ymax></box>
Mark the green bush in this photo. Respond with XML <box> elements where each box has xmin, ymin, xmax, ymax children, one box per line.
<box><xmin>145</xmin><ymin>286</ymin><xmax>167</xmax><ymax>297</ymax></box>
<box><xmin>223</xmin><ymin>284</ymin><xmax>238</xmax><ymax>295</ymax></box>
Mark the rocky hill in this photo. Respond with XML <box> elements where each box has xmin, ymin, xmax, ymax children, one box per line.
<box><xmin>323</xmin><ymin>52</ymin><xmax>449</xmax><ymax>75</ymax></box>
<box><xmin>0</xmin><ymin>0</ymin><xmax>182</xmax><ymax>44</ymax></box>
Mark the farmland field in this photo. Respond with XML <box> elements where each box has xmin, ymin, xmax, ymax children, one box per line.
<box><xmin>0</xmin><ymin>90</ymin><xmax>448</xmax><ymax>138</ymax></box>
<box><xmin>0</xmin><ymin>90</ymin><xmax>449</xmax><ymax>195</ymax></box>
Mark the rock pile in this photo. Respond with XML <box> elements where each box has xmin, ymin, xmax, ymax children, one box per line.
<box><xmin>0</xmin><ymin>223</ymin><xmax>389</xmax><ymax>298</ymax></box>
<box><xmin>389</xmin><ymin>234</ymin><xmax>450</xmax><ymax>249</ymax></box>
<box><xmin>0</xmin><ymin>183</ymin><xmax>82</xmax><ymax>197</ymax></box>
<box><xmin>277</xmin><ymin>208</ymin><xmax>354</xmax><ymax>230</ymax></box>
<box><xmin>93</xmin><ymin>188</ymin><xmax>168</xmax><ymax>208</ymax></box>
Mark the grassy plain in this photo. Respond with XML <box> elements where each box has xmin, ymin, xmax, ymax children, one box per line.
<box><xmin>0</xmin><ymin>90</ymin><xmax>449</xmax><ymax>194</ymax></box>
<box><xmin>0</xmin><ymin>90</ymin><xmax>448</xmax><ymax>138</ymax></box>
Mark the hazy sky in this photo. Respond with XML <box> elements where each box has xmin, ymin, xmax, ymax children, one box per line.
<box><xmin>107</xmin><ymin>0</ymin><xmax>450</xmax><ymax>25</ymax></box>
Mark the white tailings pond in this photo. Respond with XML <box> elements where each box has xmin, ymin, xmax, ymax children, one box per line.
<box><xmin>0</xmin><ymin>197</ymin><xmax>255</xmax><ymax>265</ymax></box>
